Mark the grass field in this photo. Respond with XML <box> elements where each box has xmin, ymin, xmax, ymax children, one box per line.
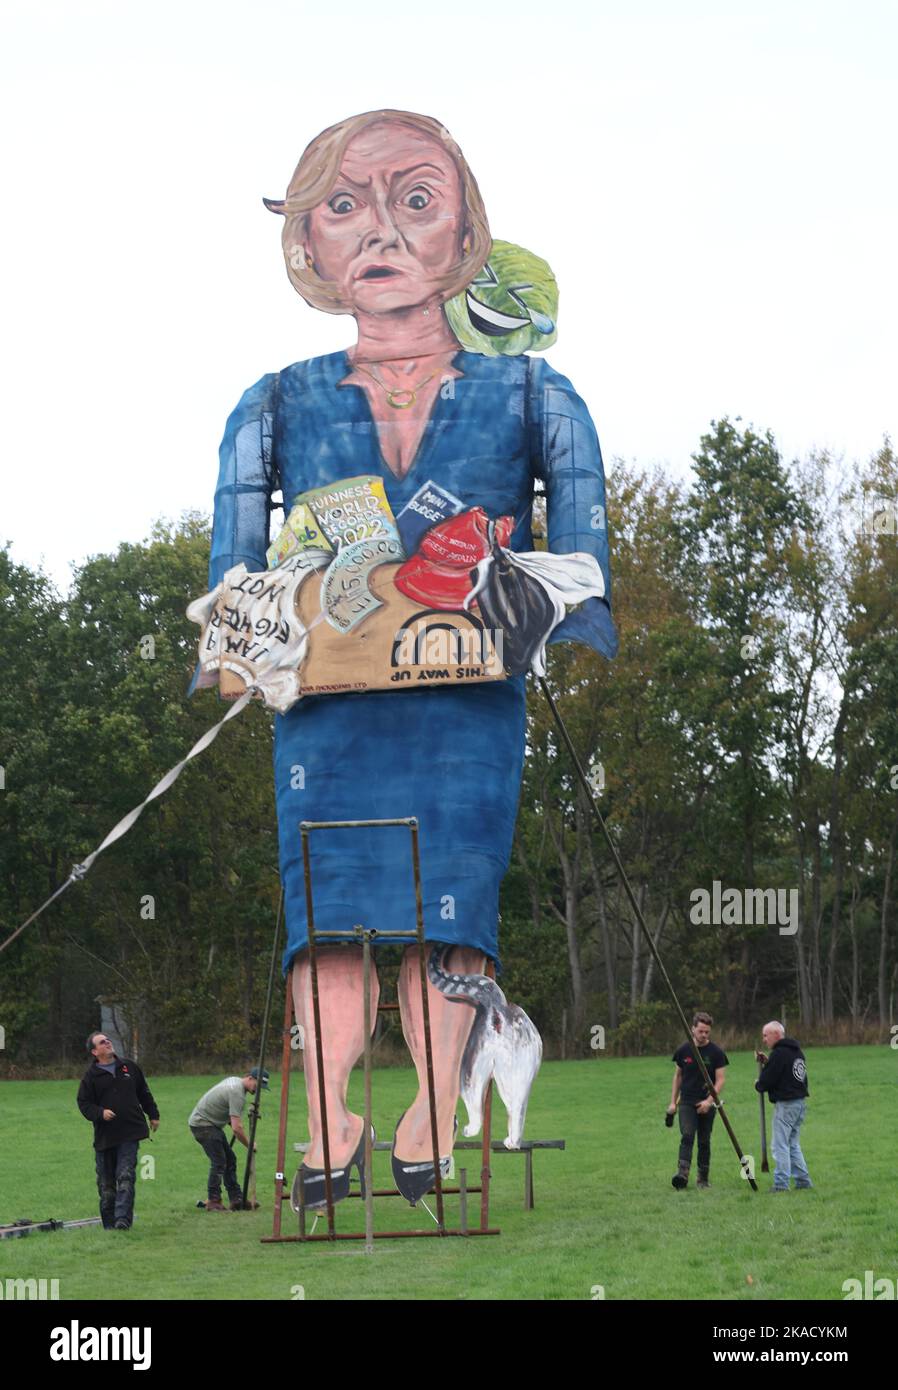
<box><xmin>1</xmin><ymin>1047</ymin><xmax>894</xmax><ymax>1301</ymax></box>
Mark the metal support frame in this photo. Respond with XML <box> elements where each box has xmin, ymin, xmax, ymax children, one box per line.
<box><xmin>292</xmin><ymin>1137</ymin><xmax>564</xmax><ymax>1211</ymax></box>
<box><xmin>262</xmin><ymin>817</ymin><xmax>499</xmax><ymax>1244</ymax></box>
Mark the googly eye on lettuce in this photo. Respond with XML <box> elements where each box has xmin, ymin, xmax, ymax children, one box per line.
<box><xmin>445</xmin><ymin>240</ymin><xmax>558</xmax><ymax>357</ymax></box>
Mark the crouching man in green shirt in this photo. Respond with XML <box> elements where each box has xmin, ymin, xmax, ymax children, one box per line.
<box><xmin>189</xmin><ymin>1069</ymin><xmax>269</xmax><ymax>1211</ymax></box>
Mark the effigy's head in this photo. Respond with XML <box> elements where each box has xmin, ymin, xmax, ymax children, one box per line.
<box><xmin>264</xmin><ymin>110</ymin><xmax>491</xmax><ymax>317</ymax></box>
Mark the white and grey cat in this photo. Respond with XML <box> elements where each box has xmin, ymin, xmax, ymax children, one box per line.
<box><xmin>427</xmin><ymin>946</ymin><xmax>543</xmax><ymax>1150</ymax></box>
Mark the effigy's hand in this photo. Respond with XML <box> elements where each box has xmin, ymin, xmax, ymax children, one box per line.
<box><xmin>187</xmin><ymin>561</ymin><xmax>317</xmax><ymax>714</ymax></box>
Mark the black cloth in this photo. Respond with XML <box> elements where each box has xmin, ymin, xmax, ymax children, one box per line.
<box><xmin>755</xmin><ymin>1037</ymin><xmax>809</xmax><ymax>1103</ymax></box>
<box><xmin>678</xmin><ymin>1103</ymin><xmax>715</xmax><ymax>1170</ymax></box>
<box><xmin>77</xmin><ymin>1055</ymin><xmax>159</xmax><ymax>1151</ymax></box>
<box><xmin>191</xmin><ymin>1124</ymin><xmax>242</xmax><ymax>1203</ymax></box>
<box><xmin>672</xmin><ymin>1040</ymin><xmax>729</xmax><ymax>1106</ymax></box>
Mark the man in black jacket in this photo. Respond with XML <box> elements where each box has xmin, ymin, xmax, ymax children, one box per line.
<box><xmin>755</xmin><ymin>1021</ymin><xmax>812</xmax><ymax>1193</ymax></box>
<box><xmin>77</xmin><ymin>1032</ymin><xmax>160</xmax><ymax>1230</ymax></box>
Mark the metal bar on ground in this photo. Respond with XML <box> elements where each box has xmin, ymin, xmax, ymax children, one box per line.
<box><xmin>0</xmin><ymin>1217</ymin><xmax>102</xmax><ymax>1239</ymax></box>
<box><xmin>262</xmin><ymin>1229</ymin><xmax>499</xmax><ymax>1242</ymax></box>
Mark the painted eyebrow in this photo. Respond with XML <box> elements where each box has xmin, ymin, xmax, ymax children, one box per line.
<box><xmin>390</xmin><ymin>163</ymin><xmax>448</xmax><ymax>184</ymax></box>
<box><xmin>329</xmin><ymin>162</ymin><xmax>448</xmax><ymax>196</ymax></box>
<box><xmin>330</xmin><ymin>173</ymin><xmax>371</xmax><ymax>193</ymax></box>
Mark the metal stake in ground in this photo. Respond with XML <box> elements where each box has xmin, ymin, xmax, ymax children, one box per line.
<box><xmin>539</xmin><ymin>676</ymin><xmax>758</xmax><ymax>1192</ymax></box>
<box><xmin>242</xmin><ymin>887</ymin><xmax>284</xmax><ymax>1204</ymax></box>
<box><xmin>758</xmin><ymin>1060</ymin><xmax>770</xmax><ymax>1173</ymax></box>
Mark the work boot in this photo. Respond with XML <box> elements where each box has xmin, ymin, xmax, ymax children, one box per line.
<box><xmin>697</xmin><ymin>1168</ymin><xmax>710</xmax><ymax>1189</ymax></box>
<box><xmin>230</xmin><ymin>1197</ymin><xmax>260</xmax><ymax>1211</ymax></box>
<box><xmin>205</xmin><ymin>1198</ymin><xmax>226</xmax><ymax>1211</ymax></box>
<box><xmin>671</xmin><ymin>1159</ymin><xmax>690</xmax><ymax>1190</ymax></box>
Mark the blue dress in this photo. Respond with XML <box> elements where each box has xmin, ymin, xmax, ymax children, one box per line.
<box><xmin>206</xmin><ymin>349</ymin><xmax>617</xmax><ymax>970</ymax></box>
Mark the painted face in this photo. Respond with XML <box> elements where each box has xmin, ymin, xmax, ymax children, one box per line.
<box><xmin>445</xmin><ymin>240</ymin><xmax>558</xmax><ymax>356</ymax></box>
<box><xmin>305</xmin><ymin>122</ymin><xmax>465</xmax><ymax>315</ymax></box>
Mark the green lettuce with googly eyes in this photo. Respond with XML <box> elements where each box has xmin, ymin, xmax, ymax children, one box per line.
<box><xmin>445</xmin><ymin>239</ymin><xmax>559</xmax><ymax>357</ymax></box>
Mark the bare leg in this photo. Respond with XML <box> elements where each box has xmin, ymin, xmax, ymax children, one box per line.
<box><xmin>293</xmin><ymin>947</ymin><xmax>379</xmax><ymax>1168</ymax></box>
<box><xmin>394</xmin><ymin>945</ymin><xmax>482</xmax><ymax>1160</ymax></box>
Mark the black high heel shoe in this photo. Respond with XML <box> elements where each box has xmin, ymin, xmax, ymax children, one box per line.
<box><xmin>391</xmin><ymin>1111</ymin><xmax>456</xmax><ymax>1207</ymax></box>
<box><xmin>291</xmin><ymin>1124</ymin><xmax>374</xmax><ymax>1213</ymax></box>
<box><xmin>355</xmin><ymin>1124</ymin><xmax>374</xmax><ymax>1199</ymax></box>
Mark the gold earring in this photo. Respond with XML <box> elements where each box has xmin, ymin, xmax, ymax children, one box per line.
<box><xmin>305</xmin><ymin>252</ymin><xmax>314</xmax><ymax>270</ymax></box>
<box><xmin>462</xmin><ymin>235</ymin><xmax>471</xmax><ymax>255</ymax></box>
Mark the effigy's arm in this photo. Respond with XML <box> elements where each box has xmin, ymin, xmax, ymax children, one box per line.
<box><xmin>188</xmin><ymin>373</ymin><xmax>280</xmax><ymax>695</ymax></box>
<box><xmin>527</xmin><ymin>357</ymin><xmax>618</xmax><ymax>662</ymax></box>
<box><xmin>208</xmin><ymin>372</ymin><xmax>281</xmax><ymax>589</ymax></box>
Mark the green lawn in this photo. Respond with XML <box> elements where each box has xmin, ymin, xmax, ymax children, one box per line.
<box><xmin>1</xmin><ymin>1047</ymin><xmax>893</xmax><ymax>1300</ymax></box>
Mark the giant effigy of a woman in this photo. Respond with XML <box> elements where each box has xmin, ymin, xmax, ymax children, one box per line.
<box><xmin>201</xmin><ymin>110</ymin><xmax>618</xmax><ymax>1207</ymax></box>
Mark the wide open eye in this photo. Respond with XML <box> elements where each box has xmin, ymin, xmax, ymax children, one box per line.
<box><xmin>328</xmin><ymin>193</ymin><xmax>358</xmax><ymax>215</ymax></box>
<box><xmin>401</xmin><ymin>186</ymin><xmax>432</xmax><ymax>211</ymax></box>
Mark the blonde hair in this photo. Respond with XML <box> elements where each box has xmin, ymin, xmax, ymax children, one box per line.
<box><xmin>263</xmin><ymin>109</ymin><xmax>492</xmax><ymax>315</ymax></box>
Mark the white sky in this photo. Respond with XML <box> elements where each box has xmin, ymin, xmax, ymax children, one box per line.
<box><xmin>2</xmin><ymin>0</ymin><xmax>895</xmax><ymax>590</ymax></box>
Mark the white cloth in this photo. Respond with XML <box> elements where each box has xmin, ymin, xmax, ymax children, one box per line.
<box><xmin>464</xmin><ymin>549</ymin><xmax>606</xmax><ymax>676</ymax></box>
<box><xmin>187</xmin><ymin>551</ymin><xmax>330</xmax><ymax>713</ymax></box>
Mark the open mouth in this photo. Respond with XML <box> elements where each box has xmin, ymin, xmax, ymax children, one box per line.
<box><xmin>358</xmin><ymin>266</ymin><xmax>402</xmax><ymax>281</ymax></box>
<box><xmin>465</xmin><ymin>290</ymin><xmax>530</xmax><ymax>337</ymax></box>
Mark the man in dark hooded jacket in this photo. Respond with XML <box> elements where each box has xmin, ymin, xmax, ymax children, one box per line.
<box><xmin>755</xmin><ymin>1021</ymin><xmax>812</xmax><ymax>1192</ymax></box>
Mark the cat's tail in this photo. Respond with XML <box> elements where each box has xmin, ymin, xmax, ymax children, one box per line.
<box><xmin>426</xmin><ymin>944</ymin><xmax>503</xmax><ymax>1008</ymax></box>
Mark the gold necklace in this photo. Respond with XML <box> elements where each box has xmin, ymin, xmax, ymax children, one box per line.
<box><xmin>356</xmin><ymin>362</ymin><xmax>436</xmax><ymax>410</ymax></box>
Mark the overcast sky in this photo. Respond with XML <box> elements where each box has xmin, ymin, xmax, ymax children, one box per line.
<box><xmin>2</xmin><ymin>0</ymin><xmax>895</xmax><ymax>590</ymax></box>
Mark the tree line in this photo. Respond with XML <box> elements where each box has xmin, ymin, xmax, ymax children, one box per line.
<box><xmin>1</xmin><ymin>420</ymin><xmax>896</xmax><ymax>1066</ymax></box>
